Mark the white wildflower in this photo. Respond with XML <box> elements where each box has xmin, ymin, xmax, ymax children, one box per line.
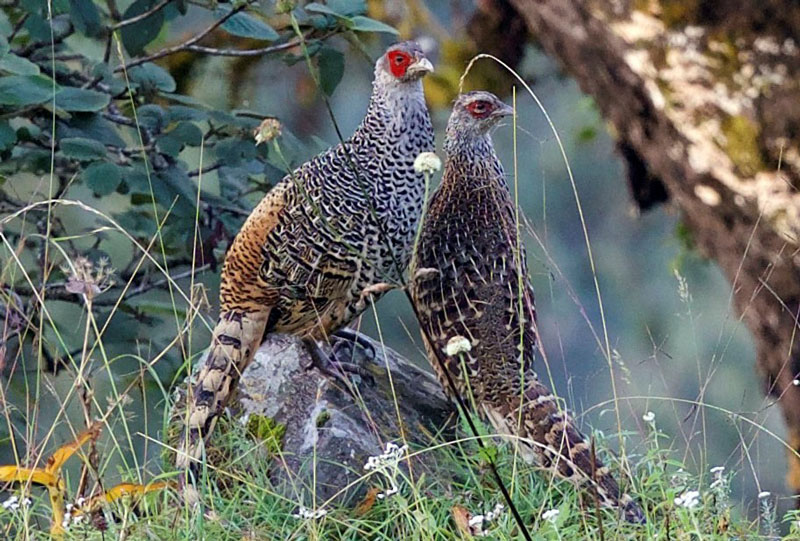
<box><xmin>469</xmin><ymin>503</ymin><xmax>505</xmax><ymax>537</ymax></box>
<box><xmin>292</xmin><ymin>505</ymin><xmax>327</xmax><ymax>520</ymax></box>
<box><xmin>758</xmin><ymin>491</ymin><xmax>771</xmax><ymax>499</ymax></box>
<box><xmin>364</xmin><ymin>442</ymin><xmax>408</xmax><ymax>471</ymax></box>
<box><xmin>486</xmin><ymin>503</ymin><xmax>504</xmax><ymax>521</ymax></box>
<box><xmin>642</xmin><ymin>411</ymin><xmax>655</xmax><ymax>423</ymax></box>
<box><xmin>413</xmin><ymin>152</ymin><xmax>442</xmax><ymax>175</ymax></box>
<box><xmin>469</xmin><ymin>513</ymin><xmax>486</xmax><ymax>529</ymax></box>
<box><xmin>674</xmin><ymin>489</ymin><xmax>700</xmax><ymax>509</ymax></box>
<box><xmin>542</xmin><ymin>508</ymin><xmax>560</xmax><ymax>523</ymax></box>
<box><xmin>2</xmin><ymin>496</ymin><xmax>19</xmax><ymax>511</ymax></box>
<box><xmin>253</xmin><ymin>118</ymin><xmax>282</xmax><ymax>145</ymax></box>
<box><xmin>445</xmin><ymin>335</ymin><xmax>472</xmax><ymax>356</ymax></box>
<box><xmin>793</xmin><ymin>379</ymin><xmax>800</xmax><ymax>386</ymax></box>
<box><xmin>377</xmin><ymin>483</ymin><xmax>399</xmax><ymax>500</ymax></box>
<box><xmin>710</xmin><ymin>466</ymin><xmax>725</xmax><ymax>474</ymax></box>
<box><xmin>364</xmin><ymin>442</ymin><xmax>408</xmax><ymax>500</ymax></box>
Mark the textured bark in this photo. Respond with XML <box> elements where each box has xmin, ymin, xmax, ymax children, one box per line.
<box><xmin>170</xmin><ymin>333</ymin><xmax>455</xmax><ymax>505</ymax></box>
<box><xmin>482</xmin><ymin>0</ymin><xmax>800</xmax><ymax>492</ymax></box>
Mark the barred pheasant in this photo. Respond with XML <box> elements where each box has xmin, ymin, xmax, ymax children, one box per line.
<box><xmin>176</xmin><ymin>42</ymin><xmax>434</xmax><ymax>476</ymax></box>
<box><xmin>410</xmin><ymin>91</ymin><xmax>645</xmax><ymax>523</ymax></box>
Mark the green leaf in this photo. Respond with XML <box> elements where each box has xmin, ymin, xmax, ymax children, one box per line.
<box><xmin>84</xmin><ymin>162</ymin><xmax>122</xmax><ymax>195</ymax></box>
<box><xmin>156</xmin><ymin>163</ymin><xmax>196</xmax><ymax>217</ymax></box>
<box><xmin>0</xmin><ymin>121</ymin><xmax>16</xmax><ymax>151</ymax></box>
<box><xmin>69</xmin><ymin>0</ymin><xmax>102</xmax><ymax>37</ymax></box>
<box><xmin>57</xmin><ymin>113</ymin><xmax>125</xmax><ymax>147</ymax></box>
<box><xmin>0</xmin><ymin>54</ymin><xmax>41</xmax><ymax>75</ymax></box>
<box><xmin>348</xmin><ymin>15</ymin><xmax>397</xmax><ymax>34</ymax></box>
<box><xmin>0</xmin><ymin>74</ymin><xmax>56</xmax><ymax>106</ymax></box>
<box><xmin>20</xmin><ymin>0</ymin><xmax>47</xmax><ymax>14</ymax></box>
<box><xmin>60</xmin><ymin>137</ymin><xmax>107</xmax><ymax>160</ymax></box>
<box><xmin>23</xmin><ymin>14</ymin><xmax>52</xmax><ymax>42</ymax></box>
<box><xmin>0</xmin><ymin>11</ymin><xmax>12</xmax><ymax>39</ymax></box>
<box><xmin>168</xmin><ymin>121</ymin><xmax>203</xmax><ymax>146</ymax></box>
<box><xmin>123</xmin><ymin>166</ymin><xmax>151</xmax><ymax>194</ymax></box>
<box><xmin>128</xmin><ymin>63</ymin><xmax>176</xmax><ymax>93</ymax></box>
<box><xmin>328</xmin><ymin>0</ymin><xmax>366</xmax><ymax>15</ymax></box>
<box><xmin>318</xmin><ymin>46</ymin><xmax>344</xmax><ymax>96</ymax></box>
<box><xmin>136</xmin><ymin>104</ymin><xmax>165</xmax><ymax>131</ymax></box>
<box><xmin>55</xmin><ymin>87</ymin><xmax>110</xmax><ymax>112</ymax></box>
<box><xmin>120</xmin><ymin>0</ymin><xmax>166</xmax><ymax>56</ymax></box>
<box><xmin>0</xmin><ymin>35</ymin><xmax>8</xmax><ymax>58</ymax></box>
<box><xmin>306</xmin><ymin>0</ymin><xmax>365</xmax><ymax>17</ymax></box>
<box><xmin>215</xmin><ymin>137</ymin><xmax>256</xmax><ymax>167</ymax></box>
<box><xmin>155</xmin><ymin>134</ymin><xmax>181</xmax><ymax>157</ymax></box>
<box><xmin>218</xmin><ymin>6</ymin><xmax>279</xmax><ymax>41</ymax></box>
<box><xmin>304</xmin><ymin>3</ymin><xmax>341</xmax><ymax>17</ymax></box>
<box><xmin>161</xmin><ymin>92</ymin><xmax>209</xmax><ymax>108</ymax></box>
<box><xmin>167</xmin><ymin>105</ymin><xmax>208</xmax><ymax>122</ymax></box>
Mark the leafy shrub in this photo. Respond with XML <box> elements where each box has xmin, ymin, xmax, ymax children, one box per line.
<box><xmin>0</xmin><ymin>0</ymin><xmax>395</xmax><ymax>375</ymax></box>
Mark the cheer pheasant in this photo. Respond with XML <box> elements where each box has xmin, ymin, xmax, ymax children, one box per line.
<box><xmin>177</xmin><ymin>42</ymin><xmax>434</xmax><ymax>476</ymax></box>
<box><xmin>410</xmin><ymin>91</ymin><xmax>645</xmax><ymax>523</ymax></box>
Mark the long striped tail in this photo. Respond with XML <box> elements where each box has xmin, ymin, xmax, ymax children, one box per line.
<box><xmin>483</xmin><ymin>379</ymin><xmax>645</xmax><ymax>523</ymax></box>
<box><xmin>176</xmin><ymin>310</ymin><xmax>269</xmax><ymax>476</ymax></box>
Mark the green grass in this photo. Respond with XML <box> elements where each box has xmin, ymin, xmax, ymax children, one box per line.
<box><xmin>1</xmin><ymin>404</ymin><xmax>796</xmax><ymax>540</ymax></box>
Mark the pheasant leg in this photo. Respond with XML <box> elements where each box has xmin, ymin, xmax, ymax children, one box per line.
<box><xmin>303</xmin><ymin>337</ymin><xmax>375</xmax><ymax>387</ymax></box>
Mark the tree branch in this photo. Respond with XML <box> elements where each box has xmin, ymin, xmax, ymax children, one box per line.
<box><xmin>114</xmin><ymin>2</ymin><xmax>249</xmax><ymax>72</ymax></box>
<box><xmin>110</xmin><ymin>0</ymin><xmax>172</xmax><ymax>31</ymax></box>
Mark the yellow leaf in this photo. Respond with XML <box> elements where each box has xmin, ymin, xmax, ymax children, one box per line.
<box><xmin>102</xmin><ymin>480</ymin><xmax>173</xmax><ymax>503</ymax></box>
<box><xmin>354</xmin><ymin>486</ymin><xmax>381</xmax><ymax>516</ymax></box>
<box><xmin>49</xmin><ymin>485</ymin><xmax>66</xmax><ymax>538</ymax></box>
<box><xmin>0</xmin><ymin>465</ymin><xmax>59</xmax><ymax>487</ymax></box>
<box><xmin>46</xmin><ymin>422</ymin><xmax>102</xmax><ymax>474</ymax></box>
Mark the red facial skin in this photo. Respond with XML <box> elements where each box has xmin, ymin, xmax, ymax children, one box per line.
<box><xmin>387</xmin><ymin>50</ymin><xmax>412</xmax><ymax>78</ymax></box>
<box><xmin>466</xmin><ymin>100</ymin><xmax>494</xmax><ymax>119</ymax></box>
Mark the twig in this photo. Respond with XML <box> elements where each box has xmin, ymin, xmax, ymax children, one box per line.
<box><xmin>111</xmin><ymin>0</ymin><xmax>173</xmax><ymax>31</ymax></box>
<box><xmin>105</xmin><ymin>0</ymin><xmax>122</xmax><ymax>21</ymax></box>
<box><xmin>8</xmin><ymin>265</ymin><xmax>211</xmax><ymax>306</ymax></box>
<box><xmin>113</xmin><ymin>2</ymin><xmax>250</xmax><ymax>72</ymax></box>
<box><xmin>8</xmin><ymin>11</ymin><xmax>28</xmax><ymax>42</ymax></box>
<box><xmin>188</xmin><ymin>162</ymin><xmax>223</xmax><ymax>177</ymax></box>
<box><xmin>182</xmin><ymin>33</ymin><xmax>328</xmax><ymax>57</ymax></box>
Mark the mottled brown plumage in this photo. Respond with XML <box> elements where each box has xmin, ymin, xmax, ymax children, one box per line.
<box><xmin>410</xmin><ymin>91</ymin><xmax>644</xmax><ymax>523</ymax></box>
<box><xmin>176</xmin><ymin>42</ymin><xmax>434</xmax><ymax>475</ymax></box>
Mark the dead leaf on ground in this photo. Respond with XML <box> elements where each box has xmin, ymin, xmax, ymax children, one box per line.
<box><xmin>451</xmin><ymin>505</ymin><xmax>474</xmax><ymax>539</ymax></box>
<box><xmin>354</xmin><ymin>486</ymin><xmax>382</xmax><ymax>516</ymax></box>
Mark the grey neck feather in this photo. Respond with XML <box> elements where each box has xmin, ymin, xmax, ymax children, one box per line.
<box><xmin>444</xmin><ymin>127</ymin><xmax>494</xmax><ymax>162</ymax></box>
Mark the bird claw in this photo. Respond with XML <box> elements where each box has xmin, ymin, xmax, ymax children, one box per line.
<box><xmin>355</xmin><ymin>282</ymin><xmax>397</xmax><ymax>311</ymax></box>
<box><xmin>304</xmin><ymin>336</ymin><xmax>375</xmax><ymax>388</ymax></box>
<box><xmin>412</xmin><ymin>267</ymin><xmax>439</xmax><ymax>281</ymax></box>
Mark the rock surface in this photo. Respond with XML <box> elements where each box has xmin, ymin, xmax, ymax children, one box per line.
<box><xmin>170</xmin><ymin>332</ymin><xmax>455</xmax><ymax>506</ymax></box>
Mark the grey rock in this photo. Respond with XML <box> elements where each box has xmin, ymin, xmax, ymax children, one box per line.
<box><xmin>170</xmin><ymin>331</ymin><xmax>455</xmax><ymax>507</ymax></box>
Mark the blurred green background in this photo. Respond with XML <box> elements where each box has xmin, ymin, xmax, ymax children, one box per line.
<box><xmin>0</xmin><ymin>0</ymin><xmax>785</xmax><ymax>518</ymax></box>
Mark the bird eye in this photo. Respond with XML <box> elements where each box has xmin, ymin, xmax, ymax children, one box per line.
<box><xmin>466</xmin><ymin>100</ymin><xmax>491</xmax><ymax>118</ymax></box>
<box><xmin>387</xmin><ymin>51</ymin><xmax>410</xmax><ymax>77</ymax></box>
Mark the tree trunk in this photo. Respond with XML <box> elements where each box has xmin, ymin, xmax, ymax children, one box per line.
<box><xmin>479</xmin><ymin>0</ymin><xmax>800</xmax><ymax>492</ymax></box>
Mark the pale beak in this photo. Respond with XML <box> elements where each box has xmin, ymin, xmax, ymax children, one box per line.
<box><xmin>407</xmin><ymin>57</ymin><xmax>434</xmax><ymax>76</ymax></box>
<box><xmin>493</xmin><ymin>102</ymin><xmax>515</xmax><ymax>117</ymax></box>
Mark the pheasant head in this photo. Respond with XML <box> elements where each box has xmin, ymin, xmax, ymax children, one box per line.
<box><xmin>447</xmin><ymin>91</ymin><xmax>514</xmax><ymax>139</ymax></box>
<box><xmin>374</xmin><ymin>41</ymin><xmax>434</xmax><ymax>92</ymax></box>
